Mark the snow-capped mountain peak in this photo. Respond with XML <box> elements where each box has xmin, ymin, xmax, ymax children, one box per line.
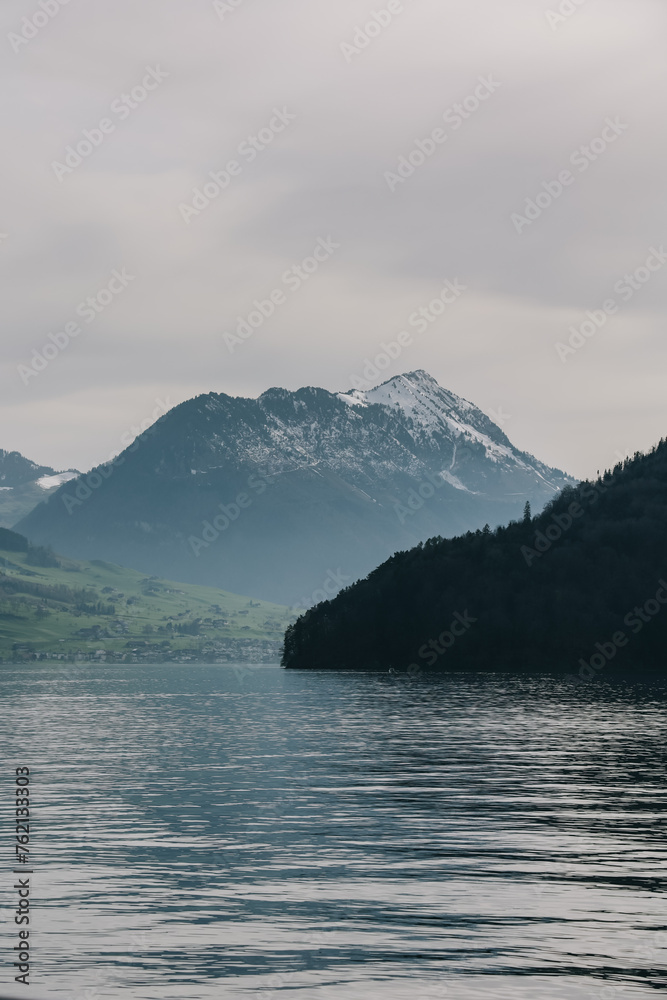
<box><xmin>345</xmin><ymin>370</ymin><xmax>473</xmax><ymax>428</ymax></box>
<box><xmin>336</xmin><ymin>370</ymin><xmax>562</xmax><ymax>488</ymax></box>
<box><xmin>17</xmin><ymin>371</ymin><xmax>574</xmax><ymax>605</ymax></box>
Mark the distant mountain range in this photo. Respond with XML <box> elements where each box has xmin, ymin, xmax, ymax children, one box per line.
<box><xmin>0</xmin><ymin>450</ymin><xmax>78</xmax><ymax>529</ymax></box>
<box><xmin>16</xmin><ymin>371</ymin><xmax>574</xmax><ymax>606</ymax></box>
<box><xmin>283</xmin><ymin>439</ymin><xmax>667</xmax><ymax>675</ymax></box>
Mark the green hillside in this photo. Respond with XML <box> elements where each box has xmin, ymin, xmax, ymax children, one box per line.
<box><xmin>0</xmin><ymin>529</ymin><xmax>292</xmax><ymax>663</ymax></box>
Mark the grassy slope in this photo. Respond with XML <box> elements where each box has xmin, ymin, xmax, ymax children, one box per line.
<box><xmin>0</xmin><ymin>547</ymin><xmax>293</xmax><ymax>660</ymax></box>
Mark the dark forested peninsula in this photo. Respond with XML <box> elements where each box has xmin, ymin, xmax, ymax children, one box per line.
<box><xmin>282</xmin><ymin>439</ymin><xmax>667</xmax><ymax>678</ymax></box>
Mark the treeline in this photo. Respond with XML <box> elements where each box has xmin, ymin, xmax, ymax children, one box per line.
<box><xmin>282</xmin><ymin>439</ymin><xmax>667</xmax><ymax>676</ymax></box>
<box><xmin>25</xmin><ymin>544</ymin><xmax>60</xmax><ymax>567</ymax></box>
<box><xmin>0</xmin><ymin>528</ymin><xmax>59</xmax><ymax>566</ymax></box>
<box><xmin>0</xmin><ymin>528</ymin><xmax>29</xmax><ymax>552</ymax></box>
<box><xmin>0</xmin><ymin>528</ymin><xmax>114</xmax><ymax>610</ymax></box>
<box><xmin>0</xmin><ymin>573</ymin><xmax>113</xmax><ymax>613</ymax></box>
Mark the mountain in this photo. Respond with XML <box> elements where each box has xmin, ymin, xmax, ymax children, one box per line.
<box><xmin>0</xmin><ymin>449</ymin><xmax>79</xmax><ymax>528</ymax></box>
<box><xmin>16</xmin><ymin>371</ymin><xmax>573</xmax><ymax>606</ymax></box>
<box><xmin>0</xmin><ymin>528</ymin><xmax>292</xmax><ymax>663</ymax></box>
<box><xmin>282</xmin><ymin>440</ymin><xmax>667</xmax><ymax>677</ymax></box>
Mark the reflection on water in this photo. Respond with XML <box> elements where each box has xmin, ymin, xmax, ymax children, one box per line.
<box><xmin>0</xmin><ymin>663</ymin><xmax>666</xmax><ymax>999</ymax></box>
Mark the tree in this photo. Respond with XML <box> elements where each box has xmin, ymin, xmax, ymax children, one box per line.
<box><xmin>281</xmin><ymin>438</ymin><xmax>667</xmax><ymax>674</ymax></box>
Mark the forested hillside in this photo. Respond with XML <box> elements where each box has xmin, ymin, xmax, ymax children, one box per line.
<box><xmin>282</xmin><ymin>440</ymin><xmax>667</xmax><ymax>678</ymax></box>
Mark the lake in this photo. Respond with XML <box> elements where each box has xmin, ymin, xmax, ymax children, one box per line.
<box><xmin>1</xmin><ymin>663</ymin><xmax>666</xmax><ymax>999</ymax></box>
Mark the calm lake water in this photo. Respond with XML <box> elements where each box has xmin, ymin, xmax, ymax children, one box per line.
<box><xmin>1</xmin><ymin>663</ymin><xmax>666</xmax><ymax>999</ymax></box>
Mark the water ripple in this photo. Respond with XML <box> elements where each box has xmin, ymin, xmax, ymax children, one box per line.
<box><xmin>0</xmin><ymin>664</ymin><xmax>665</xmax><ymax>998</ymax></box>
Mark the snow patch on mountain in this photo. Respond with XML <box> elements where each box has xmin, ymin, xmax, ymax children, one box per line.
<box><xmin>117</xmin><ymin>371</ymin><xmax>572</xmax><ymax>506</ymax></box>
<box><xmin>336</xmin><ymin>390</ymin><xmax>369</xmax><ymax>408</ymax></box>
<box><xmin>337</xmin><ymin>370</ymin><xmax>545</xmax><ymax>480</ymax></box>
<box><xmin>168</xmin><ymin>371</ymin><xmax>573</xmax><ymax>500</ymax></box>
<box><xmin>37</xmin><ymin>472</ymin><xmax>79</xmax><ymax>490</ymax></box>
<box><xmin>439</xmin><ymin>470</ymin><xmax>472</xmax><ymax>492</ymax></box>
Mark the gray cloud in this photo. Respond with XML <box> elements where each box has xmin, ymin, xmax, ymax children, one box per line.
<box><xmin>1</xmin><ymin>0</ymin><xmax>666</xmax><ymax>480</ymax></box>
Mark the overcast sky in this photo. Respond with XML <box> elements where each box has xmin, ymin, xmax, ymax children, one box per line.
<box><xmin>1</xmin><ymin>0</ymin><xmax>666</xmax><ymax>480</ymax></box>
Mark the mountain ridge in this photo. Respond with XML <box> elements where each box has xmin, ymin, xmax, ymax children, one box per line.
<box><xmin>17</xmin><ymin>371</ymin><xmax>573</xmax><ymax>605</ymax></box>
<box><xmin>0</xmin><ymin>449</ymin><xmax>79</xmax><ymax>529</ymax></box>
